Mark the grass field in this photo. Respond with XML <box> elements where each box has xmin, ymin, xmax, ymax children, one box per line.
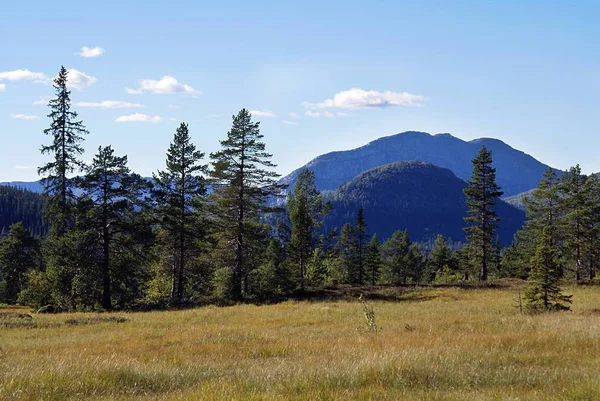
<box><xmin>1</xmin><ymin>282</ymin><xmax>600</xmax><ymax>400</ymax></box>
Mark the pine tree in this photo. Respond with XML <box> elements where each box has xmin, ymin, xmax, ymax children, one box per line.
<box><xmin>463</xmin><ymin>146</ymin><xmax>503</xmax><ymax>281</ymax></box>
<box><xmin>364</xmin><ymin>234</ymin><xmax>382</xmax><ymax>285</ymax></box>
<box><xmin>429</xmin><ymin>234</ymin><xmax>457</xmax><ymax>281</ymax></box>
<box><xmin>560</xmin><ymin>165</ymin><xmax>588</xmax><ymax>281</ymax></box>
<box><xmin>38</xmin><ymin>66</ymin><xmax>89</xmax><ymax>233</ymax></box>
<box><xmin>355</xmin><ymin>207</ymin><xmax>367</xmax><ymax>284</ymax></box>
<box><xmin>380</xmin><ymin>230</ymin><xmax>422</xmax><ymax>285</ymax></box>
<box><xmin>153</xmin><ymin>123</ymin><xmax>208</xmax><ymax>304</ymax></box>
<box><xmin>78</xmin><ymin>146</ymin><xmax>147</xmax><ymax>309</ymax></box>
<box><xmin>581</xmin><ymin>174</ymin><xmax>600</xmax><ymax>279</ymax></box>
<box><xmin>524</xmin><ymin>227</ymin><xmax>572</xmax><ymax>312</ymax></box>
<box><xmin>38</xmin><ymin>66</ymin><xmax>89</xmax><ymax>309</ymax></box>
<box><xmin>0</xmin><ymin>223</ymin><xmax>39</xmax><ymax>303</ymax></box>
<box><xmin>209</xmin><ymin>109</ymin><xmax>282</xmax><ymax>300</ymax></box>
<box><xmin>287</xmin><ymin>169</ymin><xmax>328</xmax><ymax>289</ymax></box>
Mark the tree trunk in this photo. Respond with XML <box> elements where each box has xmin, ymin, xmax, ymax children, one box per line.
<box><xmin>101</xmin><ymin>225</ymin><xmax>111</xmax><ymax>310</ymax></box>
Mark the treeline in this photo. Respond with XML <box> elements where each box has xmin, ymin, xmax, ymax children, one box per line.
<box><xmin>0</xmin><ymin>66</ymin><xmax>591</xmax><ymax>313</ymax></box>
<box><xmin>0</xmin><ymin>186</ymin><xmax>44</xmax><ymax>235</ymax></box>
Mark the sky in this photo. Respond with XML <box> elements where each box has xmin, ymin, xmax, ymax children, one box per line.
<box><xmin>1</xmin><ymin>0</ymin><xmax>599</xmax><ymax>182</ymax></box>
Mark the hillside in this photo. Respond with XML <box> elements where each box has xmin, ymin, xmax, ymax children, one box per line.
<box><xmin>0</xmin><ymin>185</ymin><xmax>45</xmax><ymax>235</ymax></box>
<box><xmin>280</xmin><ymin>131</ymin><xmax>557</xmax><ymax>197</ymax></box>
<box><xmin>323</xmin><ymin>161</ymin><xmax>525</xmax><ymax>245</ymax></box>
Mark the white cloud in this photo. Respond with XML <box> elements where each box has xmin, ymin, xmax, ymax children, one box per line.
<box><xmin>304</xmin><ymin>110</ymin><xmax>348</xmax><ymax>118</ymax></box>
<box><xmin>0</xmin><ymin>84</ymin><xmax>4</xmax><ymax>92</ymax></box>
<box><xmin>115</xmin><ymin>113</ymin><xmax>162</xmax><ymax>123</ymax></box>
<box><xmin>303</xmin><ymin>88</ymin><xmax>426</xmax><ymax>110</ymax></box>
<box><xmin>14</xmin><ymin>164</ymin><xmax>35</xmax><ymax>169</ymax></box>
<box><xmin>11</xmin><ymin>114</ymin><xmax>38</xmax><ymax>120</ymax></box>
<box><xmin>250</xmin><ymin>110</ymin><xmax>276</xmax><ymax>118</ymax></box>
<box><xmin>0</xmin><ymin>69</ymin><xmax>47</xmax><ymax>82</ymax></box>
<box><xmin>282</xmin><ymin>120</ymin><xmax>297</xmax><ymax>125</ymax></box>
<box><xmin>66</xmin><ymin>69</ymin><xmax>97</xmax><ymax>90</ymax></box>
<box><xmin>33</xmin><ymin>96</ymin><xmax>50</xmax><ymax>105</ymax></box>
<box><xmin>289</xmin><ymin>112</ymin><xmax>300</xmax><ymax>118</ymax></box>
<box><xmin>77</xmin><ymin>100</ymin><xmax>143</xmax><ymax>109</ymax></box>
<box><xmin>78</xmin><ymin>46</ymin><xmax>104</xmax><ymax>58</ymax></box>
<box><xmin>126</xmin><ymin>76</ymin><xmax>200</xmax><ymax>95</ymax></box>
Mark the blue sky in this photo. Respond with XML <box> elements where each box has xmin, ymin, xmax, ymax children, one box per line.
<box><xmin>1</xmin><ymin>0</ymin><xmax>599</xmax><ymax>182</ymax></box>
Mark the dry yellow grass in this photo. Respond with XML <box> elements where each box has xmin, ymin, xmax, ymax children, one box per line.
<box><xmin>1</xmin><ymin>283</ymin><xmax>600</xmax><ymax>400</ymax></box>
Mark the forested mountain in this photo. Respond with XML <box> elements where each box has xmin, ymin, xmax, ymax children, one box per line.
<box><xmin>280</xmin><ymin>131</ymin><xmax>557</xmax><ymax>197</ymax></box>
<box><xmin>0</xmin><ymin>181</ymin><xmax>44</xmax><ymax>193</ymax></box>
<box><xmin>322</xmin><ymin>161</ymin><xmax>526</xmax><ymax>245</ymax></box>
<box><xmin>0</xmin><ymin>185</ymin><xmax>44</xmax><ymax>235</ymax></box>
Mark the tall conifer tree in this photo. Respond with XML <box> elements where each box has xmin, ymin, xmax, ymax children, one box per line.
<box><xmin>209</xmin><ymin>109</ymin><xmax>281</xmax><ymax>299</ymax></box>
<box><xmin>463</xmin><ymin>146</ymin><xmax>503</xmax><ymax>281</ymax></box>
<box><xmin>153</xmin><ymin>123</ymin><xmax>208</xmax><ymax>304</ymax></box>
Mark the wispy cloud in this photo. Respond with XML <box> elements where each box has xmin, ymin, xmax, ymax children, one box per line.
<box><xmin>0</xmin><ymin>69</ymin><xmax>47</xmax><ymax>84</ymax></box>
<box><xmin>0</xmin><ymin>84</ymin><xmax>5</xmax><ymax>92</ymax></box>
<box><xmin>250</xmin><ymin>110</ymin><xmax>276</xmax><ymax>118</ymax></box>
<box><xmin>33</xmin><ymin>96</ymin><xmax>50</xmax><ymax>105</ymax></box>
<box><xmin>115</xmin><ymin>113</ymin><xmax>162</xmax><ymax>123</ymax></box>
<box><xmin>11</xmin><ymin>114</ymin><xmax>38</xmax><ymax>120</ymax></box>
<box><xmin>304</xmin><ymin>111</ymin><xmax>348</xmax><ymax>118</ymax></box>
<box><xmin>303</xmin><ymin>88</ymin><xmax>426</xmax><ymax>110</ymax></box>
<box><xmin>77</xmin><ymin>100</ymin><xmax>143</xmax><ymax>109</ymax></box>
<box><xmin>77</xmin><ymin>46</ymin><xmax>104</xmax><ymax>58</ymax></box>
<box><xmin>14</xmin><ymin>164</ymin><xmax>36</xmax><ymax>170</ymax></box>
<box><xmin>126</xmin><ymin>76</ymin><xmax>200</xmax><ymax>95</ymax></box>
<box><xmin>66</xmin><ymin>69</ymin><xmax>97</xmax><ymax>90</ymax></box>
<box><xmin>289</xmin><ymin>112</ymin><xmax>300</xmax><ymax>118</ymax></box>
<box><xmin>282</xmin><ymin>120</ymin><xmax>297</xmax><ymax>125</ymax></box>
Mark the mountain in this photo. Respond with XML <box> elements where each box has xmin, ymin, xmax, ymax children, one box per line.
<box><xmin>503</xmin><ymin>189</ymin><xmax>535</xmax><ymax>212</ymax></box>
<box><xmin>0</xmin><ymin>185</ymin><xmax>45</xmax><ymax>235</ymax></box>
<box><xmin>280</xmin><ymin>131</ymin><xmax>556</xmax><ymax>198</ymax></box>
<box><xmin>0</xmin><ymin>180</ymin><xmax>44</xmax><ymax>193</ymax></box>
<box><xmin>322</xmin><ymin>161</ymin><xmax>526</xmax><ymax>245</ymax></box>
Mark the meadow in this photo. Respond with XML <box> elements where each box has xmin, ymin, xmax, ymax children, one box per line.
<box><xmin>1</xmin><ymin>282</ymin><xmax>599</xmax><ymax>401</ymax></box>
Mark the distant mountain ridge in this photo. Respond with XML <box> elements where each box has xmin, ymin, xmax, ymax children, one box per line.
<box><xmin>322</xmin><ymin>161</ymin><xmax>526</xmax><ymax>245</ymax></box>
<box><xmin>280</xmin><ymin>131</ymin><xmax>557</xmax><ymax>197</ymax></box>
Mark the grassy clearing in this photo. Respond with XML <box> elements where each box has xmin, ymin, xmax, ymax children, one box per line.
<box><xmin>1</xmin><ymin>282</ymin><xmax>599</xmax><ymax>400</ymax></box>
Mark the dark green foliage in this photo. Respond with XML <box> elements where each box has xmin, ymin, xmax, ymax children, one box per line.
<box><xmin>0</xmin><ymin>223</ymin><xmax>40</xmax><ymax>303</ymax></box>
<box><xmin>287</xmin><ymin>169</ymin><xmax>329</xmax><ymax>289</ymax></box>
<box><xmin>559</xmin><ymin>165</ymin><xmax>590</xmax><ymax>281</ymax></box>
<box><xmin>78</xmin><ymin>146</ymin><xmax>150</xmax><ymax>309</ymax></box>
<box><xmin>249</xmin><ymin>238</ymin><xmax>294</xmax><ymax>299</ymax></box>
<box><xmin>355</xmin><ymin>207</ymin><xmax>367</xmax><ymax>284</ymax></box>
<box><xmin>380</xmin><ymin>230</ymin><xmax>423</xmax><ymax>285</ymax></box>
<box><xmin>152</xmin><ymin>123</ymin><xmax>208</xmax><ymax>304</ymax></box>
<box><xmin>38</xmin><ymin>66</ymin><xmax>88</xmax><ymax>233</ymax></box>
<box><xmin>209</xmin><ymin>109</ymin><xmax>282</xmax><ymax>300</ymax></box>
<box><xmin>365</xmin><ymin>234</ymin><xmax>382</xmax><ymax>285</ymax></box>
<box><xmin>428</xmin><ymin>234</ymin><xmax>458</xmax><ymax>283</ymax></box>
<box><xmin>0</xmin><ymin>186</ymin><xmax>44</xmax><ymax>235</ymax></box>
<box><xmin>463</xmin><ymin>146</ymin><xmax>503</xmax><ymax>281</ymax></box>
<box><xmin>335</xmin><ymin>223</ymin><xmax>358</xmax><ymax>284</ymax></box>
<box><xmin>524</xmin><ymin>227</ymin><xmax>572</xmax><ymax>312</ymax></box>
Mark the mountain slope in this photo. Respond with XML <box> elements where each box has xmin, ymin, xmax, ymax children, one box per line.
<box><xmin>0</xmin><ymin>185</ymin><xmax>45</xmax><ymax>235</ymax></box>
<box><xmin>281</xmin><ymin>131</ymin><xmax>556</xmax><ymax>197</ymax></box>
<box><xmin>0</xmin><ymin>180</ymin><xmax>44</xmax><ymax>193</ymax></box>
<box><xmin>323</xmin><ymin>161</ymin><xmax>525</xmax><ymax>245</ymax></box>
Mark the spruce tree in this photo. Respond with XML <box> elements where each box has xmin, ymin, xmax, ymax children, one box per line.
<box><xmin>524</xmin><ymin>227</ymin><xmax>572</xmax><ymax>312</ymax></box>
<box><xmin>0</xmin><ymin>223</ymin><xmax>39</xmax><ymax>303</ymax></box>
<box><xmin>288</xmin><ymin>169</ymin><xmax>328</xmax><ymax>289</ymax></box>
<box><xmin>355</xmin><ymin>207</ymin><xmax>367</xmax><ymax>284</ymax></box>
<box><xmin>364</xmin><ymin>234</ymin><xmax>382</xmax><ymax>285</ymax></box>
<box><xmin>581</xmin><ymin>174</ymin><xmax>600</xmax><ymax>279</ymax></box>
<box><xmin>38</xmin><ymin>66</ymin><xmax>88</xmax><ymax>309</ymax></box>
<box><xmin>38</xmin><ymin>66</ymin><xmax>89</xmax><ymax>233</ymax></box>
<box><xmin>380</xmin><ymin>230</ymin><xmax>422</xmax><ymax>285</ymax></box>
<box><xmin>336</xmin><ymin>223</ymin><xmax>357</xmax><ymax>284</ymax></box>
<box><xmin>153</xmin><ymin>123</ymin><xmax>208</xmax><ymax>304</ymax></box>
<box><xmin>463</xmin><ymin>146</ymin><xmax>503</xmax><ymax>281</ymax></box>
<box><xmin>79</xmin><ymin>146</ymin><xmax>147</xmax><ymax>309</ymax></box>
<box><xmin>209</xmin><ymin>109</ymin><xmax>281</xmax><ymax>300</ymax></box>
<box><xmin>429</xmin><ymin>234</ymin><xmax>457</xmax><ymax>281</ymax></box>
